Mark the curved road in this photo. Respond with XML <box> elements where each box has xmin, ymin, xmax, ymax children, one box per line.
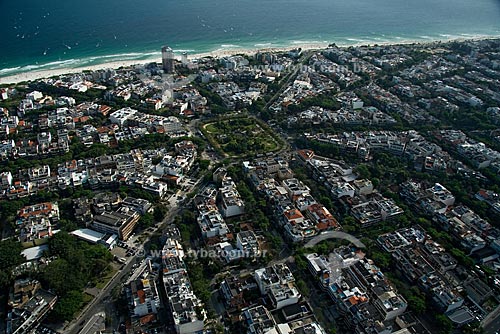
<box><xmin>304</xmin><ymin>230</ymin><xmax>366</xmax><ymax>248</ymax></box>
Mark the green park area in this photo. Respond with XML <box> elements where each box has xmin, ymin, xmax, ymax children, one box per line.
<box><xmin>202</xmin><ymin>117</ymin><xmax>282</xmax><ymax>157</ymax></box>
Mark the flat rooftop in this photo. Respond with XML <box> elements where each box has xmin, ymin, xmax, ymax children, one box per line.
<box><xmin>71</xmin><ymin>228</ymin><xmax>105</xmax><ymax>243</ymax></box>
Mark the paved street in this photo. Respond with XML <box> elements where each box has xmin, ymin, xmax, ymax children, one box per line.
<box><xmin>483</xmin><ymin>304</ymin><xmax>500</xmax><ymax>334</ymax></box>
<box><xmin>263</xmin><ymin>51</ymin><xmax>312</xmax><ymax>112</ymax></box>
<box><xmin>65</xmin><ymin>255</ymin><xmax>138</xmax><ymax>334</ymax></box>
<box><xmin>78</xmin><ymin>313</ymin><xmax>105</xmax><ymax>334</ymax></box>
<box><xmin>484</xmin><ymin>316</ymin><xmax>500</xmax><ymax>334</ymax></box>
<box><xmin>63</xmin><ymin>170</ymin><xmax>204</xmax><ymax>333</ymax></box>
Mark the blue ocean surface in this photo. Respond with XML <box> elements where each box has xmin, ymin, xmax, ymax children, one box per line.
<box><xmin>1</xmin><ymin>0</ymin><xmax>499</xmax><ymax>77</ymax></box>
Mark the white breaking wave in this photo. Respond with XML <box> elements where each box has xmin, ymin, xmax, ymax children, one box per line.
<box><xmin>173</xmin><ymin>49</ymin><xmax>196</xmax><ymax>53</ymax></box>
<box><xmin>220</xmin><ymin>44</ymin><xmax>241</xmax><ymax>48</ymax></box>
<box><xmin>0</xmin><ymin>51</ymin><xmax>162</xmax><ymax>77</ymax></box>
<box><xmin>345</xmin><ymin>38</ymin><xmax>367</xmax><ymax>42</ymax></box>
<box><xmin>0</xmin><ymin>66</ymin><xmax>21</xmax><ymax>75</ymax></box>
<box><xmin>291</xmin><ymin>40</ymin><xmax>322</xmax><ymax>44</ymax></box>
<box><xmin>254</xmin><ymin>43</ymin><xmax>273</xmax><ymax>47</ymax></box>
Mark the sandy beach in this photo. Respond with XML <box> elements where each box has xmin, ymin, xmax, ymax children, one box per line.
<box><xmin>0</xmin><ymin>42</ymin><xmax>329</xmax><ymax>85</ymax></box>
<box><xmin>0</xmin><ymin>37</ymin><xmax>496</xmax><ymax>85</ymax></box>
<box><xmin>0</xmin><ymin>59</ymin><xmax>162</xmax><ymax>85</ymax></box>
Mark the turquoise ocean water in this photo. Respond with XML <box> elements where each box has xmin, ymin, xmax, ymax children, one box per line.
<box><xmin>1</xmin><ymin>0</ymin><xmax>500</xmax><ymax>77</ymax></box>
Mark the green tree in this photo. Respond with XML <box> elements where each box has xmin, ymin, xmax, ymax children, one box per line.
<box><xmin>354</xmin><ymin>164</ymin><xmax>371</xmax><ymax>179</ymax></box>
<box><xmin>435</xmin><ymin>314</ymin><xmax>453</xmax><ymax>334</ymax></box>
<box><xmin>199</xmin><ymin>159</ymin><xmax>210</xmax><ymax>170</ymax></box>
<box><xmin>0</xmin><ymin>200</ymin><xmax>25</xmax><ymax>220</ymax></box>
<box><xmin>0</xmin><ymin>240</ymin><xmax>25</xmax><ymax>270</ymax></box>
<box><xmin>41</xmin><ymin>259</ymin><xmax>85</xmax><ymax>295</ymax></box>
<box><xmin>0</xmin><ymin>240</ymin><xmax>25</xmax><ymax>289</ymax></box>
<box><xmin>49</xmin><ymin>232</ymin><xmax>78</xmax><ymax>260</ymax></box>
<box><xmin>319</xmin><ymin>196</ymin><xmax>333</xmax><ymax>211</ymax></box>
<box><xmin>295</xmin><ymin>254</ymin><xmax>308</xmax><ymax>272</ymax></box>
<box><xmin>370</xmin><ymin>250</ymin><xmax>391</xmax><ymax>269</ymax></box>
<box><xmin>139</xmin><ymin>212</ymin><xmax>154</xmax><ymax>229</ymax></box>
<box><xmin>296</xmin><ymin>279</ymin><xmax>310</xmax><ymax>296</ymax></box>
<box><xmin>450</xmin><ymin>248</ymin><xmax>474</xmax><ymax>268</ymax></box>
<box><xmin>154</xmin><ymin>204</ymin><xmax>168</xmax><ymax>222</ymax></box>
<box><xmin>40</xmin><ymin>230</ymin><xmax>114</xmax><ymax>322</ymax></box>
<box><xmin>407</xmin><ymin>294</ymin><xmax>426</xmax><ymax>314</ymax></box>
<box><xmin>462</xmin><ymin>322</ymin><xmax>484</xmax><ymax>334</ymax></box>
<box><xmin>52</xmin><ymin>290</ymin><xmax>84</xmax><ymax>321</ymax></box>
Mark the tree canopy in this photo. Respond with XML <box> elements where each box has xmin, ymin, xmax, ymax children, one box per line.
<box><xmin>0</xmin><ymin>240</ymin><xmax>25</xmax><ymax>289</ymax></box>
<box><xmin>39</xmin><ymin>232</ymin><xmax>113</xmax><ymax>321</ymax></box>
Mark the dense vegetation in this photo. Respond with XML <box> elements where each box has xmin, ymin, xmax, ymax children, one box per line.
<box><xmin>0</xmin><ymin>240</ymin><xmax>25</xmax><ymax>290</ymax></box>
<box><xmin>202</xmin><ymin>116</ymin><xmax>281</xmax><ymax>157</ymax></box>
<box><xmin>39</xmin><ymin>232</ymin><xmax>113</xmax><ymax>321</ymax></box>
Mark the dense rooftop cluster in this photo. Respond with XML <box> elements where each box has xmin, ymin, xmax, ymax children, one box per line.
<box><xmin>1</xmin><ymin>38</ymin><xmax>500</xmax><ymax>334</ymax></box>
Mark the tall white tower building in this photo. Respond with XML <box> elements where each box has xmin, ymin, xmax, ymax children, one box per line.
<box><xmin>161</xmin><ymin>46</ymin><xmax>175</xmax><ymax>74</ymax></box>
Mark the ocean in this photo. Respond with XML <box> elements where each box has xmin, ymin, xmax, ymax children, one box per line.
<box><xmin>1</xmin><ymin>0</ymin><xmax>499</xmax><ymax>78</ymax></box>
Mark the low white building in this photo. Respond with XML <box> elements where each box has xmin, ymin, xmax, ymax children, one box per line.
<box><xmin>129</xmin><ymin>277</ymin><xmax>160</xmax><ymax>317</ymax></box>
<box><xmin>269</xmin><ymin>284</ymin><xmax>301</xmax><ymax>309</ymax></box>
<box><xmin>236</xmin><ymin>231</ymin><xmax>260</xmax><ymax>257</ymax></box>
<box><xmin>70</xmin><ymin>228</ymin><xmax>117</xmax><ymax>249</ymax></box>
<box><xmin>219</xmin><ymin>176</ymin><xmax>245</xmax><ymax>218</ymax></box>
<box><xmin>254</xmin><ymin>263</ymin><xmax>296</xmax><ymax>295</ymax></box>
<box><xmin>110</xmin><ymin>107</ymin><xmax>138</xmax><ymax>126</ymax></box>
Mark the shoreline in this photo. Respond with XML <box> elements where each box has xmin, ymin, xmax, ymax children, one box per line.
<box><xmin>0</xmin><ymin>36</ymin><xmax>498</xmax><ymax>85</ymax></box>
